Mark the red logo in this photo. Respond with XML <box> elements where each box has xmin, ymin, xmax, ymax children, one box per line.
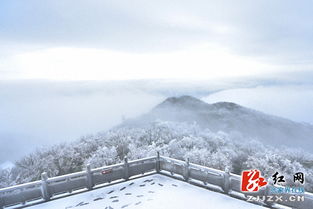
<box><xmin>241</xmin><ymin>169</ymin><xmax>268</xmax><ymax>192</ymax></box>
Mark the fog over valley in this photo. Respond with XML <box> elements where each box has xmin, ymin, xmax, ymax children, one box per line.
<box><xmin>1</xmin><ymin>79</ymin><xmax>313</xmax><ymax>167</ymax></box>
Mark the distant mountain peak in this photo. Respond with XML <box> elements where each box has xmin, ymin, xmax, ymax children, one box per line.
<box><xmin>155</xmin><ymin>95</ymin><xmax>210</xmax><ymax>110</ymax></box>
<box><xmin>121</xmin><ymin>95</ymin><xmax>313</xmax><ymax>153</ymax></box>
<box><xmin>212</xmin><ymin>102</ymin><xmax>242</xmax><ymax>110</ymax></box>
<box><xmin>155</xmin><ymin>95</ymin><xmax>243</xmax><ymax>112</ymax></box>
<box><xmin>163</xmin><ymin>95</ymin><xmax>203</xmax><ymax>103</ymax></box>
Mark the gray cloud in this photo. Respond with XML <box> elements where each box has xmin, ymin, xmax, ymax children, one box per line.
<box><xmin>1</xmin><ymin>0</ymin><xmax>313</xmax><ymax>64</ymax></box>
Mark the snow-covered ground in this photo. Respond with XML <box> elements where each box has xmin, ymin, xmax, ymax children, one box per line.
<box><xmin>28</xmin><ymin>174</ymin><xmax>264</xmax><ymax>209</ymax></box>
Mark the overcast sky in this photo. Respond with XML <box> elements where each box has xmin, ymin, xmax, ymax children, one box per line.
<box><xmin>2</xmin><ymin>1</ymin><xmax>313</xmax><ymax>164</ymax></box>
<box><xmin>1</xmin><ymin>0</ymin><xmax>313</xmax><ymax>80</ymax></box>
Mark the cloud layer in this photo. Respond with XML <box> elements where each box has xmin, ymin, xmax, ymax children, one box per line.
<box><xmin>1</xmin><ymin>0</ymin><xmax>313</xmax><ymax>63</ymax></box>
<box><xmin>203</xmin><ymin>85</ymin><xmax>313</xmax><ymax>124</ymax></box>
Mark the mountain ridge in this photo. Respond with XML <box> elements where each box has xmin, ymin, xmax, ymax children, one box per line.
<box><xmin>121</xmin><ymin>95</ymin><xmax>313</xmax><ymax>152</ymax></box>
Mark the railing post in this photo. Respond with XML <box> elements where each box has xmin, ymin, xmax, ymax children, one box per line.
<box><xmin>86</xmin><ymin>164</ymin><xmax>94</xmax><ymax>190</ymax></box>
<box><xmin>156</xmin><ymin>151</ymin><xmax>160</xmax><ymax>172</ymax></box>
<box><xmin>184</xmin><ymin>158</ymin><xmax>190</xmax><ymax>181</ymax></box>
<box><xmin>41</xmin><ymin>172</ymin><xmax>50</xmax><ymax>201</ymax></box>
<box><xmin>124</xmin><ymin>157</ymin><xmax>129</xmax><ymax>180</ymax></box>
<box><xmin>21</xmin><ymin>187</ymin><xmax>26</xmax><ymax>205</ymax></box>
<box><xmin>66</xmin><ymin>177</ymin><xmax>72</xmax><ymax>193</ymax></box>
<box><xmin>0</xmin><ymin>192</ymin><xmax>4</xmax><ymax>209</ymax></box>
<box><xmin>264</xmin><ymin>178</ymin><xmax>273</xmax><ymax>207</ymax></box>
<box><xmin>223</xmin><ymin>169</ymin><xmax>230</xmax><ymax>194</ymax></box>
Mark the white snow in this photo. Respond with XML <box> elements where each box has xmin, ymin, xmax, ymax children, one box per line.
<box><xmin>0</xmin><ymin>161</ymin><xmax>14</xmax><ymax>170</ymax></box>
<box><xmin>28</xmin><ymin>174</ymin><xmax>264</xmax><ymax>209</ymax></box>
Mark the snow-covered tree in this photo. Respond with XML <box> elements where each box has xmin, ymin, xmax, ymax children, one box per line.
<box><xmin>2</xmin><ymin>120</ymin><xmax>313</xmax><ymax>192</ymax></box>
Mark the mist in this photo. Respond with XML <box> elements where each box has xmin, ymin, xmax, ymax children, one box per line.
<box><xmin>0</xmin><ymin>80</ymin><xmax>165</xmax><ymax>165</ymax></box>
<box><xmin>202</xmin><ymin>85</ymin><xmax>313</xmax><ymax>125</ymax></box>
<box><xmin>1</xmin><ymin>80</ymin><xmax>313</xmax><ymax>166</ymax></box>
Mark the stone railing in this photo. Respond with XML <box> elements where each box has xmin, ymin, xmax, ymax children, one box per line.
<box><xmin>1</xmin><ymin>153</ymin><xmax>312</xmax><ymax>209</ymax></box>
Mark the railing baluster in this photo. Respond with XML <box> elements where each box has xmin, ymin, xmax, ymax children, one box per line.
<box><xmin>141</xmin><ymin>160</ymin><xmax>145</xmax><ymax>175</ymax></box>
<box><xmin>21</xmin><ymin>187</ymin><xmax>26</xmax><ymax>205</ymax></box>
<box><xmin>0</xmin><ymin>191</ymin><xmax>4</xmax><ymax>209</ymax></box>
<box><xmin>86</xmin><ymin>164</ymin><xmax>94</xmax><ymax>190</ymax></box>
<box><xmin>184</xmin><ymin>158</ymin><xmax>190</xmax><ymax>181</ymax></box>
<box><xmin>41</xmin><ymin>172</ymin><xmax>50</xmax><ymax>201</ymax></box>
<box><xmin>156</xmin><ymin>151</ymin><xmax>160</xmax><ymax>172</ymax></box>
<box><xmin>124</xmin><ymin>157</ymin><xmax>129</xmax><ymax>180</ymax></box>
<box><xmin>67</xmin><ymin>177</ymin><xmax>72</xmax><ymax>193</ymax></box>
<box><xmin>223</xmin><ymin>169</ymin><xmax>230</xmax><ymax>194</ymax></box>
<box><xmin>263</xmin><ymin>179</ymin><xmax>273</xmax><ymax>207</ymax></box>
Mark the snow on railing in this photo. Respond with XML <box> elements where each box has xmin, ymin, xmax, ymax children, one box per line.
<box><xmin>0</xmin><ymin>156</ymin><xmax>157</xmax><ymax>209</ymax></box>
<box><xmin>0</xmin><ymin>153</ymin><xmax>313</xmax><ymax>209</ymax></box>
<box><xmin>158</xmin><ymin>156</ymin><xmax>313</xmax><ymax>209</ymax></box>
